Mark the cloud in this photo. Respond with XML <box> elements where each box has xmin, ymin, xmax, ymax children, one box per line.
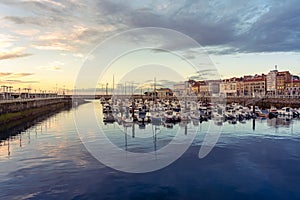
<box><xmin>0</xmin><ymin>33</ymin><xmax>16</xmax><ymax>49</ymax></box>
<box><xmin>10</xmin><ymin>73</ymin><xmax>34</xmax><ymax>78</ymax></box>
<box><xmin>21</xmin><ymin>0</ymin><xmax>66</xmax><ymax>9</ymax></box>
<box><xmin>14</xmin><ymin>29</ymin><xmax>40</xmax><ymax>36</ymax></box>
<box><xmin>235</xmin><ymin>0</ymin><xmax>300</xmax><ymax>53</ymax></box>
<box><xmin>0</xmin><ymin>72</ymin><xmax>36</xmax><ymax>84</ymax></box>
<box><xmin>39</xmin><ymin>66</ymin><xmax>62</xmax><ymax>71</ymax></box>
<box><xmin>0</xmin><ymin>47</ymin><xmax>32</xmax><ymax>60</ymax></box>
<box><xmin>5</xmin><ymin>79</ymin><xmax>39</xmax><ymax>84</ymax></box>
<box><xmin>32</xmin><ymin>42</ymin><xmax>76</xmax><ymax>52</ymax></box>
<box><xmin>0</xmin><ymin>73</ymin><xmax>36</xmax><ymax>85</ymax></box>
<box><xmin>133</xmin><ymin>79</ymin><xmax>179</xmax><ymax>89</ymax></box>
<box><xmin>0</xmin><ymin>72</ymin><xmax>34</xmax><ymax>78</ymax></box>
<box><xmin>0</xmin><ymin>72</ymin><xmax>12</xmax><ymax>77</ymax></box>
<box><xmin>90</xmin><ymin>0</ymin><xmax>300</xmax><ymax>54</ymax></box>
<box><xmin>0</xmin><ymin>52</ymin><xmax>31</xmax><ymax>60</ymax></box>
<box><xmin>4</xmin><ymin>16</ymin><xmax>63</xmax><ymax>27</ymax></box>
<box><xmin>187</xmin><ymin>68</ymin><xmax>220</xmax><ymax>80</ymax></box>
<box><xmin>2</xmin><ymin>0</ymin><xmax>300</xmax><ymax>55</ymax></box>
<box><xmin>29</xmin><ymin>25</ymin><xmax>112</xmax><ymax>52</ymax></box>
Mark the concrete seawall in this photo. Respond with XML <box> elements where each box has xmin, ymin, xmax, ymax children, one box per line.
<box><xmin>0</xmin><ymin>97</ymin><xmax>72</xmax><ymax>114</ymax></box>
<box><xmin>223</xmin><ymin>97</ymin><xmax>300</xmax><ymax>108</ymax></box>
<box><xmin>0</xmin><ymin>97</ymin><xmax>72</xmax><ymax>126</ymax></box>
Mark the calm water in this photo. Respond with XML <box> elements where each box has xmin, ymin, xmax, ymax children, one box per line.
<box><xmin>0</xmin><ymin>101</ymin><xmax>300</xmax><ymax>200</ymax></box>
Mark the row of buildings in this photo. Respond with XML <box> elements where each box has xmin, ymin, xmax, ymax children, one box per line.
<box><xmin>156</xmin><ymin>68</ymin><xmax>300</xmax><ymax>98</ymax></box>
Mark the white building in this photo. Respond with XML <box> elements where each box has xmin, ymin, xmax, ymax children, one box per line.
<box><xmin>266</xmin><ymin>70</ymin><xmax>278</xmax><ymax>95</ymax></box>
<box><xmin>220</xmin><ymin>82</ymin><xmax>237</xmax><ymax>97</ymax></box>
<box><xmin>173</xmin><ymin>83</ymin><xmax>186</xmax><ymax>97</ymax></box>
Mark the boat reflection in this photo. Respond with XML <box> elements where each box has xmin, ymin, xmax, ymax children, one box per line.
<box><xmin>267</xmin><ymin>116</ymin><xmax>294</xmax><ymax>128</ymax></box>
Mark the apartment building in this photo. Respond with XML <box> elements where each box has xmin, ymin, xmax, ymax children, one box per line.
<box><xmin>243</xmin><ymin>74</ymin><xmax>266</xmax><ymax>97</ymax></box>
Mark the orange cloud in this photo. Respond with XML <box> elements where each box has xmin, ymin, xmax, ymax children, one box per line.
<box><xmin>0</xmin><ymin>48</ymin><xmax>32</xmax><ymax>60</ymax></box>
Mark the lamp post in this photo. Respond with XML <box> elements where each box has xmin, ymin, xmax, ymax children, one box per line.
<box><xmin>106</xmin><ymin>83</ymin><xmax>108</xmax><ymax>96</ymax></box>
<box><xmin>23</xmin><ymin>88</ymin><xmax>27</xmax><ymax>99</ymax></box>
<box><xmin>7</xmin><ymin>86</ymin><xmax>13</xmax><ymax>100</ymax></box>
<box><xmin>1</xmin><ymin>85</ymin><xmax>7</xmax><ymax>99</ymax></box>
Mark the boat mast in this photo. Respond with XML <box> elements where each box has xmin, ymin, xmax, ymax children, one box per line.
<box><xmin>112</xmin><ymin>74</ymin><xmax>115</xmax><ymax>94</ymax></box>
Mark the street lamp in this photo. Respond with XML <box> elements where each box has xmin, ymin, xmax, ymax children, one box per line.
<box><xmin>28</xmin><ymin>88</ymin><xmax>31</xmax><ymax>98</ymax></box>
<box><xmin>7</xmin><ymin>86</ymin><xmax>13</xmax><ymax>100</ymax></box>
<box><xmin>63</xmin><ymin>85</ymin><xmax>65</xmax><ymax>97</ymax></box>
<box><xmin>1</xmin><ymin>85</ymin><xmax>7</xmax><ymax>100</ymax></box>
<box><xmin>106</xmin><ymin>83</ymin><xmax>108</xmax><ymax>95</ymax></box>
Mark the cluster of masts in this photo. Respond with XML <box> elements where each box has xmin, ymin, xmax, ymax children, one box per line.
<box><xmin>100</xmin><ymin>97</ymin><xmax>300</xmax><ymax>127</ymax></box>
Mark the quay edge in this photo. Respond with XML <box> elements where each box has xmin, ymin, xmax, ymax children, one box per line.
<box><xmin>94</xmin><ymin>95</ymin><xmax>300</xmax><ymax>109</ymax></box>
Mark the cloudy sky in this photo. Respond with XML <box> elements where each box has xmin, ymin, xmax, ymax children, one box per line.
<box><xmin>1</xmin><ymin>0</ymin><xmax>300</xmax><ymax>92</ymax></box>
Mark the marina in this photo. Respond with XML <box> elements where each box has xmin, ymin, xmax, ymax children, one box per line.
<box><xmin>2</xmin><ymin>0</ymin><xmax>300</xmax><ymax>199</ymax></box>
<box><xmin>99</xmin><ymin>96</ymin><xmax>300</xmax><ymax>128</ymax></box>
<box><xmin>0</xmin><ymin>101</ymin><xmax>300</xmax><ymax>199</ymax></box>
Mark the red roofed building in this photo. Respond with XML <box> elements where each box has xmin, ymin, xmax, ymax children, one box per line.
<box><xmin>243</xmin><ymin>74</ymin><xmax>266</xmax><ymax>97</ymax></box>
<box><xmin>220</xmin><ymin>77</ymin><xmax>243</xmax><ymax>97</ymax></box>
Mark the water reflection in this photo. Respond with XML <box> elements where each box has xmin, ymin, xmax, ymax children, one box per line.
<box><xmin>0</xmin><ymin>102</ymin><xmax>300</xmax><ymax>200</ymax></box>
<box><xmin>0</xmin><ymin>121</ymin><xmax>44</xmax><ymax>157</ymax></box>
<box><xmin>1</xmin><ymin>103</ymin><xmax>299</xmax><ymax>159</ymax></box>
<box><xmin>0</xmin><ymin>107</ymin><xmax>71</xmax><ymax>157</ymax></box>
<box><xmin>267</xmin><ymin>116</ymin><xmax>294</xmax><ymax>128</ymax></box>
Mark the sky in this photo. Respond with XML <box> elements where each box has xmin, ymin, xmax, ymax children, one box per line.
<box><xmin>1</xmin><ymin>0</ymin><xmax>300</xmax><ymax>93</ymax></box>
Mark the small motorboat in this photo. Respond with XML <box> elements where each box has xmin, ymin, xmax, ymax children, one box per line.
<box><xmin>269</xmin><ymin>106</ymin><xmax>278</xmax><ymax>119</ymax></box>
<box><xmin>258</xmin><ymin>110</ymin><xmax>269</xmax><ymax>118</ymax></box>
<box><xmin>278</xmin><ymin>107</ymin><xmax>293</xmax><ymax>117</ymax></box>
<box><xmin>103</xmin><ymin>114</ymin><xmax>115</xmax><ymax>123</ymax></box>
